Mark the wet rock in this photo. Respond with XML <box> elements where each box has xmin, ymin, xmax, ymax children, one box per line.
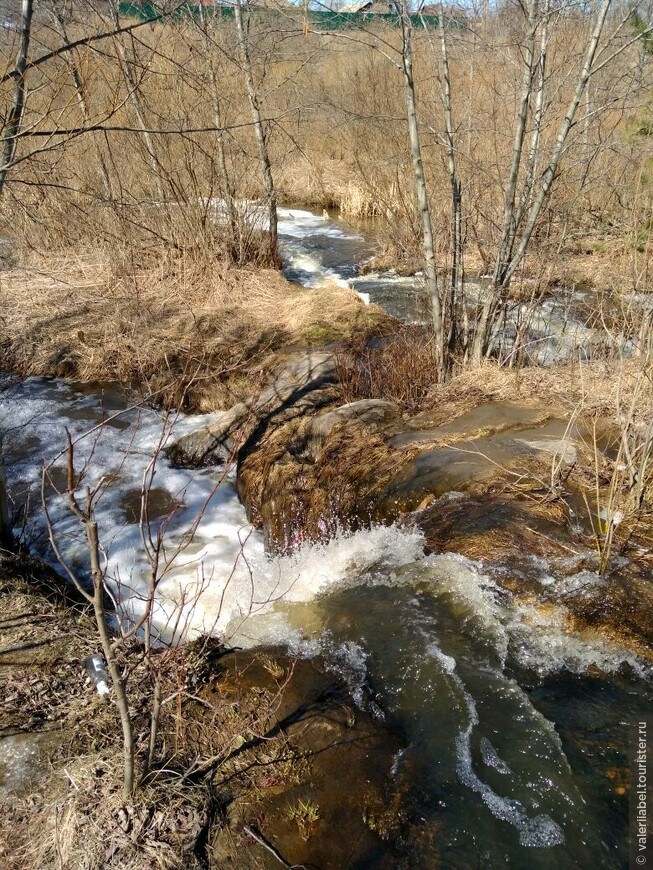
<box><xmin>412</xmin><ymin>492</ymin><xmax>653</xmax><ymax>662</ymax></box>
<box><xmin>405</xmin><ymin>399</ymin><xmax>548</xmax><ymax>437</ymax></box>
<box><xmin>201</xmin><ymin>649</ymin><xmax>408</xmax><ymax>870</ymax></box>
<box><xmin>516</xmin><ymin>438</ymin><xmax>578</xmax><ymax>465</ymax></box>
<box><xmin>119</xmin><ymin>486</ymin><xmax>183</xmax><ymax>524</ymax></box>
<box><xmin>167</xmin><ymin>352</ymin><xmax>338</xmax><ymax>466</ymax></box>
<box><xmin>413</xmin><ymin>493</ymin><xmax>572</xmax><ymax>564</ymax></box>
<box><xmin>307</xmin><ymin>399</ymin><xmax>400</xmax><ymax>450</ymax></box>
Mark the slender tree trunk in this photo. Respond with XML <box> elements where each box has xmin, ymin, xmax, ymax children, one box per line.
<box><xmin>437</xmin><ymin>7</ymin><xmax>464</xmax><ymax>355</ymax></box>
<box><xmin>472</xmin><ymin>0</ymin><xmax>538</xmax><ymax>364</ymax></box>
<box><xmin>50</xmin><ymin>6</ymin><xmax>113</xmax><ymax>201</ymax></box>
<box><xmin>398</xmin><ymin>1</ymin><xmax>444</xmax><ymax>379</ymax></box>
<box><xmin>86</xmin><ymin>514</ymin><xmax>135</xmax><ymax>799</ymax></box>
<box><xmin>197</xmin><ymin>4</ymin><xmax>239</xmax><ymax>255</ymax></box>
<box><xmin>502</xmin><ymin>0</ymin><xmax>612</xmax><ymax>287</ymax></box>
<box><xmin>107</xmin><ymin>0</ymin><xmax>165</xmax><ymax>203</ymax></box>
<box><xmin>0</xmin><ymin>0</ymin><xmax>34</xmax><ymax>197</ymax></box>
<box><xmin>493</xmin><ymin>0</ymin><xmax>539</xmax><ymax>284</ymax></box>
<box><xmin>234</xmin><ymin>0</ymin><xmax>278</xmax><ymax>261</ymax></box>
<box><xmin>472</xmin><ymin>0</ymin><xmax>612</xmax><ymax>363</ymax></box>
<box><xmin>514</xmin><ymin>0</ymin><xmax>550</xmax><ymax>232</ymax></box>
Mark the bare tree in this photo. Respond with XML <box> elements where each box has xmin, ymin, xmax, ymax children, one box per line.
<box><xmin>106</xmin><ymin>0</ymin><xmax>166</xmax><ymax>203</ymax></box>
<box><xmin>0</xmin><ymin>0</ymin><xmax>34</xmax><ymax>197</ymax></box>
<box><xmin>234</xmin><ymin>0</ymin><xmax>279</xmax><ymax>261</ymax></box>
<box><xmin>43</xmin><ymin>433</ymin><xmax>137</xmax><ymax>797</ymax></box>
<box><xmin>47</xmin><ymin>2</ymin><xmax>113</xmax><ymax>201</ymax></box>
<box><xmin>471</xmin><ymin>0</ymin><xmax>642</xmax><ymax>362</ymax></box>
<box><xmin>196</xmin><ymin>2</ymin><xmax>240</xmax><ymax>254</ymax></box>
<box><xmin>396</xmin><ymin>0</ymin><xmax>445</xmax><ymax>379</ymax></box>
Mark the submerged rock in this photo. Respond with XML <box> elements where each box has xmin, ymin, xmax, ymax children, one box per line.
<box><xmin>412</xmin><ymin>491</ymin><xmax>653</xmax><ymax>662</ymax></box>
<box><xmin>169</xmin><ymin>353</ymin><xmax>409</xmax><ymax>551</ymax></box>
<box><xmin>193</xmin><ymin>649</ymin><xmax>410</xmax><ymax>869</ymax></box>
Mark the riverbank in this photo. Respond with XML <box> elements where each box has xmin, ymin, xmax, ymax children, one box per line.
<box><xmin>0</xmin><ymin>246</ymin><xmax>390</xmax><ymax>412</ymax></box>
<box><xmin>2</xmin><ymin>209</ymin><xmax>652</xmax><ymax>867</ymax></box>
<box><xmin>0</xmin><ymin>551</ymin><xmax>408</xmax><ymax>870</ymax></box>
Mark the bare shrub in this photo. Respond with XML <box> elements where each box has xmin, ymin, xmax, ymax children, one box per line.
<box><xmin>335</xmin><ymin>323</ymin><xmax>438</xmax><ymax>414</ymax></box>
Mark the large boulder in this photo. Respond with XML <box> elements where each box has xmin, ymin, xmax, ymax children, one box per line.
<box><xmin>167</xmin><ymin>352</ymin><xmax>338</xmax><ymax>466</ymax></box>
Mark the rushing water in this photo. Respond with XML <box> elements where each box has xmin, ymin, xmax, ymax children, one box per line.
<box><xmin>277</xmin><ymin>206</ymin><xmax>639</xmax><ymax>364</ymax></box>
<box><xmin>2</xmin><ymin>206</ymin><xmax>650</xmax><ymax>867</ymax></box>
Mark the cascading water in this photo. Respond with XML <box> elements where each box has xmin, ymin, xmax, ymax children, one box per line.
<box><xmin>2</xmin><ymin>205</ymin><xmax>650</xmax><ymax>866</ymax></box>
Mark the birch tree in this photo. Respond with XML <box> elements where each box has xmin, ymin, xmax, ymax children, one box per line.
<box><xmin>234</xmin><ymin>0</ymin><xmax>279</xmax><ymax>261</ymax></box>
<box><xmin>0</xmin><ymin>0</ymin><xmax>34</xmax><ymax>197</ymax></box>
<box><xmin>470</xmin><ymin>0</ymin><xmax>650</xmax><ymax>362</ymax></box>
<box><xmin>396</xmin><ymin>0</ymin><xmax>445</xmax><ymax>379</ymax></box>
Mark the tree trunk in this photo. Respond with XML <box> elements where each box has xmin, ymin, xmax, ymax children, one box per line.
<box><xmin>50</xmin><ymin>5</ymin><xmax>113</xmax><ymax>201</ymax></box>
<box><xmin>87</xmin><ymin>513</ymin><xmax>136</xmax><ymax>799</ymax></box>
<box><xmin>471</xmin><ymin>0</ymin><xmax>539</xmax><ymax>365</ymax></box>
<box><xmin>234</xmin><ymin>0</ymin><xmax>278</xmax><ymax>262</ymax></box>
<box><xmin>107</xmin><ymin>0</ymin><xmax>165</xmax><ymax>204</ymax></box>
<box><xmin>471</xmin><ymin>0</ymin><xmax>612</xmax><ymax>363</ymax></box>
<box><xmin>504</xmin><ymin>0</ymin><xmax>612</xmax><ymax>288</ymax></box>
<box><xmin>398</xmin><ymin>1</ymin><xmax>444</xmax><ymax>380</ymax></box>
<box><xmin>197</xmin><ymin>4</ymin><xmax>239</xmax><ymax>256</ymax></box>
<box><xmin>437</xmin><ymin>6</ymin><xmax>464</xmax><ymax>356</ymax></box>
<box><xmin>0</xmin><ymin>0</ymin><xmax>34</xmax><ymax>197</ymax></box>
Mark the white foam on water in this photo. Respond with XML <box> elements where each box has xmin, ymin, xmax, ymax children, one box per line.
<box><xmin>505</xmin><ymin>600</ymin><xmax>650</xmax><ymax>678</ymax></box>
<box><xmin>414</xmin><ymin>551</ymin><xmax>650</xmax><ymax>679</ymax></box>
<box><xmin>480</xmin><ymin>737</ymin><xmax>513</xmax><ymax>775</ymax></box>
<box><xmin>351</xmin><ymin>271</ymin><xmax>423</xmax><ymax>287</ymax></box>
<box><xmin>3</xmin><ymin>374</ymin><xmax>650</xmax><ymax>679</ymax></box>
<box><xmin>457</xmin><ymin>717</ymin><xmax>566</xmax><ymax>848</ymax></box>
<box><xmin>424</xmin><ymin>635</ymin><xmax>567</xmax><ymax>848</ymax></box>
<box><xmin>1</xmin><ymin>381</ymin><xmax>428</xmax><ymax>643</ymax></box>
<box><xmin>536</xmin><ymin>568</ymin><xmax>605</xmax><ymax>597</ymax></box>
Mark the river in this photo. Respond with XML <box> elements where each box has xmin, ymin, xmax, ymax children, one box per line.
<box><xmin>1</xmin><ymin>206</ymin><xmax>650</xmax><ymax>867</ymax></box>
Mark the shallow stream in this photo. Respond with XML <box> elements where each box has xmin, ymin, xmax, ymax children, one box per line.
<box><xmin>2</xmin><ymin>207</ymin><xmax>651</xmax><ymax>867</ymax></box>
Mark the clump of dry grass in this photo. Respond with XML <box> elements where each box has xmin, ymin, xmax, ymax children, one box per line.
<box><xmin>419</xmin><ymin>356</ymin><xmax>653</xmax><ymax>428</ymax></box>
<box><xmin>0</xmin><ymin>247</ymin><xmax>385</xmax><ymax>411</ymax></box>
<box><xmin>14</xmin><ymin>754</ymin><xmax>210</xmax><ymax>870</ymax></box>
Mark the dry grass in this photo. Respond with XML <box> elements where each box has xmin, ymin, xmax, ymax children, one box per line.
<box><xmin>419</xmin><ymin>356</ymin><xmax>653</xmax><ymax>429</ymax></box>
<box><xmin>0</xmin><ymin>247</ymin><xmax>386</xmax><ymax>410</ymax></box>
<box><xmin>13</xmin><ymin>754</ymin><xmax>210</xmax><ymax>870</ymax></box>
<box><xmin>0</xmin><ymin>558</ymin><xmax>301</xmax><ymax>869</ymax></box>
<box><xmin>238</xmin><ymin>414</ymin><xmax>417</xmax><ymax>550</ymax></box>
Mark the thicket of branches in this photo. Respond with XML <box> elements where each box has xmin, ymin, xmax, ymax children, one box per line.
<box><xmin>1</xmin><ymin>0</ymin><xmax>653</xmax><ymax>370</ymax></box>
